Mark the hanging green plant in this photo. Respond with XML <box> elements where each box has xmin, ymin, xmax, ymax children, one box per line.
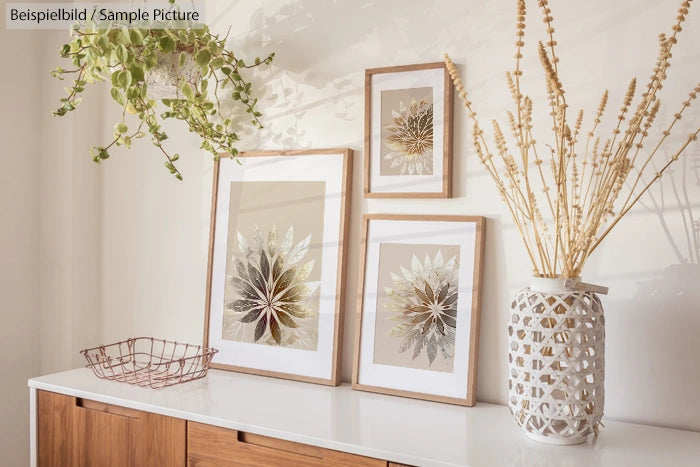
<box><xmin>51</xmin><ymin>13</ymin><xmax>274</xmax><ymax>180</ymax></box>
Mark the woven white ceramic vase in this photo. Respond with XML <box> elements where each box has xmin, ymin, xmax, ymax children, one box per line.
<box><xmin>508</xmin><ymin>277</ymin><xmax>605</xmax><ymax>445</ymax></box>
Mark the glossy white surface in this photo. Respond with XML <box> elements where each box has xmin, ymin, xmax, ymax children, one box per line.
<box><xmin>29</xmin><ymin>369</ymin><xmax>700</xmax><ymax>467</ymax></box>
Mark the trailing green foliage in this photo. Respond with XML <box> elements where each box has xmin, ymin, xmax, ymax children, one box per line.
<box><xmin>52</xmin><ymin>17</ymin><xmax>274</xmax><ymax>180</ymax></box>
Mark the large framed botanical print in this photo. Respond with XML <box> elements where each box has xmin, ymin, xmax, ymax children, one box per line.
<box><xmin>204</xmin><ymin>149</ymin><xmax>352</xmax><ymax>386</ymax></box>
<box><xmin>353</xmin><ymin>214</ymin><xmax>485</xmax><ymax>405</ymax></box>
<box><xmin>364</xmin><ymin>62</ymin><xmax>453</xmax><ymax>198</ymax></box>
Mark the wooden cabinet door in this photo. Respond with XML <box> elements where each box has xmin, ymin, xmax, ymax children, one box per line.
<box><xmin>187</xmin><ymin>421</ymin><xmax>386</xmax><ymax>467</ymax></box>
<box><xmin>37</xmin><ymin>390</ymin><xmax>186</xmax><ymax>467</ymax></box>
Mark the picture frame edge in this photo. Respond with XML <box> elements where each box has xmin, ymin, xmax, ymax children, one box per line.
<box><xmin>330</xmin><ymin>148</ymin><xmax>354</xmax><ymax>386</ymax></box>
<box><xmin>352</xmin><ymin>382</ymin><xmax>472</xmax><ymax>407</ymax></box>
<box><xmin>466</xmin><ymin>216</ymin><xmax>486</xmax><ymax>405</ymax></box>
<box><xmin>202</xmin><ymin>159</ymin><xmax>221</xmax><ymax>353</ymax></box>
<box><xmin>363</xmin><ymin>61</ymin><xmax>453</xmax><ymax>199</ymax></box>
<box><xmin>443</xmin><ymin>63</ymin><xmax>454</xmax><ymax>198</ymax></box>
<box><xmin>352</xmin><ymin>214</ymin><xmax>486</xmax><ymax>406</ymax></box>
<box><xmin>351</xmin><ymin>214</ymin><xmax>372</xmax><ymax>386</ymax></box>
<box><xmin>210</xmin><ymin>362</ymin><xmax>337</xmax><ymax>387</ymax></box>
<box><xmin>364</xmin><ymin>69</ymin><xmax>372</xmax><ymax>198</ymax></box>
<box><xmin>204</xmin><ymin>148</ymin><xmax>354</xmax><ymax>387</ymax></box>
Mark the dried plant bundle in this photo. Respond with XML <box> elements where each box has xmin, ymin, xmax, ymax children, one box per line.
<box><xmin>446</xmin><ymin>0</ymin><xmax>700</xmax><ymax>278</ymax></box>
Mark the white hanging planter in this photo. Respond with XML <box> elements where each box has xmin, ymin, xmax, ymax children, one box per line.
<box><xmin>507</xmin><ymin>277</ymin><xmax>605</xmax><ymax>445</ymax></box>
<box><xmin>145</xmin><ymin>50</ymin><xmax>201</xmax><ymax>100</ymax></box>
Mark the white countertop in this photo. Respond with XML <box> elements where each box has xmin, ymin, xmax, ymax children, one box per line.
<box><xmin>29</xmin><ymin>368</ymin><xmax>700</xmax><ymax>467</ymax></box>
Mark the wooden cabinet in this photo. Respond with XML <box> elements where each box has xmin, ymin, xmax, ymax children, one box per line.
<box><xmin>37</xmin><ymin>390</ymin><xmax>396</xmax><ymax>467</ymax></box>
<box><xmin>187</xmin><ymin>421</ymin><xmax>386</xmax><ymax>467</ymax></box>
<box><xmin>37</xmin><ymin>390</ymin><xmax>186</xmax><ymax>467</ymax></box>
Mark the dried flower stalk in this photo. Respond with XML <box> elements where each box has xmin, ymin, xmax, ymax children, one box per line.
<box><xmin>446</xmin><ymin>0</ymin><xmax>700</xmax><ymax>278</ymax></box>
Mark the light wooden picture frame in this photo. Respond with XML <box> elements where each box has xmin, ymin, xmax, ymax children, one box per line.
<box><xmin>364</xmin><ymin>62</ymin><xmax>453</xmax><ymax>198</ymax></box>
<box><xmin>353</xmin><ymin>214</ymin><xmax>485</xmax><ymax>405</ymax></box>
<box><xmin>203</xmin><ymin>149</ymin><xmax>353</xmax><ymax>386</ymax></box>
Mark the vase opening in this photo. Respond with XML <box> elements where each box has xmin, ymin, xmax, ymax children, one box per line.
<box><xmin>529</xmin><ymin>276</ymin><xmax>581</xmax><ymax>294</ymax></box>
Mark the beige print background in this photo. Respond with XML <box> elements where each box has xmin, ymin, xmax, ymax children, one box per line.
<box><xmin>379</xmin><ymin>86</ymin><xmax>434</xmax><ymax>175</ymax></box>
<box><xmin>373</xmin><ymin>242</ymin><xmax>461</xmax><ymax>373</ymax></box>
<box><xmin>222</xmin><ymin>180</ymin><xmax>326</xmax><ymax>350</ymax></box>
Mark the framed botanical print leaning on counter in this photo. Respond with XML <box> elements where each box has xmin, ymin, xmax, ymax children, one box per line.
<box><xmin>353</xmin><ymin>214</ymin><xmax>485</xmax><ymax>405</ymax></box>
<box><xmin>364</xmin><ymin>62</ymin><xmax>453</xmax><ymax>198</ymax></box>
<box><xmin>204</xmin><ymin>149</ymin><xmax>352</xmax><ymax>386</ymax></box>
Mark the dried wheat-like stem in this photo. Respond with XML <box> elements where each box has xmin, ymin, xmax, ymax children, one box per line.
<box><xmin>446</xmin><ymin>0</ymin><xmax>699</xmax><ymax>278</ymax></box>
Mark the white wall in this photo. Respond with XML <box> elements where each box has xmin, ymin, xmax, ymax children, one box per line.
<box><xmin>23</xmin><ymin>0</ymin><xmax>700</xmax><ymax>450</ymax></box>
<box><xmin>38</xmin><ymin>30</ymin><xmax>104</xmax><ymax>376</ymax></box>
<box><xmin>0</xmin><ymin>22</ymin><xmax>104</xmax><ymax>465</ymax></box>
<box><xmin>0</xmin><ymin>15</ymin><xmax>41</xmax><ymax>467</ymax></box>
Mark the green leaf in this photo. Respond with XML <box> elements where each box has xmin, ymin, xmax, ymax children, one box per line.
<box><xmin>115</xmin><ymin>44</ymin><xmax>128</xmax><ymax>63</ymax></box>
<box><xmin>60</xmin><ymin>44</ymin><xmax>70</xmax><ymax>56</ymax></box>
<box><xmin>158</xmin><ymin>36</ymin><xmax>175</xmax><ymax>54</ymax></box>
<box><xmin>129</xmin><ymin>29</ymin><xmax>143</xmax><ymax>46</ymax></box>
<box><xmin>178</xmin><ymin>52</ymin><xmax>186</xmax><ymax>67</ymax></box>
<box><xmin>210</xmin><ymin>57</ymin><xmax>224</xmax><ymax>69</ymax></box>
<box><xmin>111</xmin><ymin>70</ymin><xmax>121</xmax><ymax>87</ymax></box>
<box><xmin>181</xmin><ymin>82</ymin><xmax>194</xmax><ymax>100</ymax></box>
<box><xmin>110</xmin><ymin>87</ymin><xmax>125</xmax><ymax>106</ymax></box>
<box><xmin>98</xmin><ymin>148</ymin><xmax>110</xmax><ymax>159</ymax></box>
<box><xmin>115</xmin><ymin>122</ymin><xmax>128</xmax><ymax>134</ymax></box>
<box><xmin>144</xmin><ymin>52</ymin><xmax>157</xmax><ymax>69</ymax></box>
<box><xmin>97</xmin><ymin>36</ymin><xmax>111</xmax><ymax>53</ymax></box>
<box><xmin>117</xmin><ymin>69</ymin><xmax>132</xmax><ymax>88</ymax></box>
<box><xmin>120</xmin><ymin>26</ymin><xmax>131</xmax><ymax>44</ymax></box>
<box><xmin>129</xmin><ymin>63</ymin><xmax>145</xmax><ymax>82</ymax></box>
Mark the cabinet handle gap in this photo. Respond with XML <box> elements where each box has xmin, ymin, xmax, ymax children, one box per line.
<box><xmin>237</xmin><ymin>431</ymin><xmax>324</xmax><ymax>459</ymax></box>
<box><xmin>75</xmin><ymin>397</ymin><xmax>140</xmax><ymax>420</ymax></box>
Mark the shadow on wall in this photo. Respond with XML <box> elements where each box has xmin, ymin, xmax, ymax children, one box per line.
<box><xmin>638</xmin><ymin>147</ymin><xmax>700</xmax><ymax>265</ymax></box>
<box><xmin>209</xmin><ymin>0</ymin><xmax>498</xmax><ymax>150</ymax></box>
<box><xmin>607</xmin><ymin>263</ymin><xmax>700</xmax><ymax>431</ymax></box>
<box><xmin>605</xmin><ymin>147</ymin><xmax>700</xmax><ymax>431</ymax></box>
<box><xmin>214</xmin><ymin>0</ymin><xmax>378</xmax><ymax>148</ymax></box>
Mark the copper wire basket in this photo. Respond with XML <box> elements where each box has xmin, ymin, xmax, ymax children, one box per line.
<box><xmin>80</xmin><ymin>337</ymin><xmax>218</xmax><ymax>389</ymax></box>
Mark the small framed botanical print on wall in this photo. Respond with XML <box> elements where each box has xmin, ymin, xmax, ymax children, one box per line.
<box><xmin>204</xmin><ymin>149</ymin><xmax>352</xmax><ymax>386</ymax></box>
<box><xmin>353</xmin><ymin>214</ymin><xmax>485</xmax><ymax>405</ymax></box>
<box><xmin>364</xmin><ymin>62</ymin><xmax>453</xmax><ymax>198</ymax></box>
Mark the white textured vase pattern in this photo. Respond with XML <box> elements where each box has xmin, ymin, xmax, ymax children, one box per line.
<box><xmin>508</xmin><ymin>278</ymin><xmax>605</xmax><ymax>445</ymax></box>
<box><xmin>146</xmin><ymin>51</ymin><xmax>201</xmax><ymax>100</ymax></box>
